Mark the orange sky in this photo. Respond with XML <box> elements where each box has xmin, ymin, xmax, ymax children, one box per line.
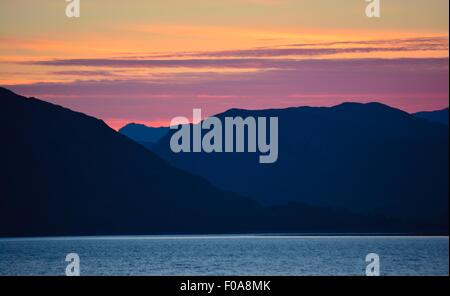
<box><xmin>0</xmin><ymin>0</ymin><xmax>448</xmax><ymax>129</ymax></box>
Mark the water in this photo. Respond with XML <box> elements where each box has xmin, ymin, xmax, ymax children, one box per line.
<box><xmin>0</xmin><ymin>236</ymin><xmax>448</xmax><ymax>276</ymax></box>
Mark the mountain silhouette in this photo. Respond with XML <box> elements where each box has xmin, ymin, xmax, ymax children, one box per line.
<box><xmin>2</xmin><ymin>87</ymin><xmax>420</xmax><ymax>237</ymax></box>
<box><xmin>414</xmin><ymin>108</ymin><xmax>449</xmax><ymax>126</ymax></box>
<box><xmin>153</xmin><ymin>103</ymin><xmax>449</xmax><ymax>231</ymax></box>
<box><xmin>119</xmin><ymin>123</ymin><xmax>169</xmax><ymax>149</ymax></box>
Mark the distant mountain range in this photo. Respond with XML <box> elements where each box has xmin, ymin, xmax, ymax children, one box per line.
<box><xmin>119</xmin><ymin>123</ymin><xmax>169</xmax><ymax>149</ymax></box>
<box><xmin>414</xmin><ymin>108</ymin><xmax>449</xmax><ymax>126</ymax></box>
<box><xmin>2</xmin><ymin>87</ymin><xmax>417</xmax><ymax>237</ymax></box>
<box><xmin>152</xmin><ymin>103</ymin><xmax>449</xmax><ymax>231</ymax></box>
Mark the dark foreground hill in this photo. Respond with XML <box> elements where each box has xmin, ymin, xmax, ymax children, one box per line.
<box><xmin>153</xmin><ymin>103</ymin><xmax>449</xmax><ymax>231</ymax></box>
<box><xmin>2</xmin><ymin>87</ymin><xmax>426</xmax><ymax>237</ymax></box>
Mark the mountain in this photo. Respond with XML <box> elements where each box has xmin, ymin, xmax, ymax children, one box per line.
<box><xmin>1</xmin><ymin>87</ymin><xmax>415</xmax><ymax>237</ymax></box>
<box><xmin>414</xmin><ymin>108</ymin><xmax>449</xmax><ymax>126</ymax></box>
<box><xmin>119</xmin><ymin>123</ymin><xmax>169</xmax><ymax>149</ymax></box>
<box><xmin>153</xmin><ymin>103</ymin><xmax>449</xmax><ymax>230</ymax></box>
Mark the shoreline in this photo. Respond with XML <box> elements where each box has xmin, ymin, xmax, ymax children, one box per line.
<box><xmin>1</xmin><ymin>234</ymin><xmax>449</xmax><ymax>242</ymax></box>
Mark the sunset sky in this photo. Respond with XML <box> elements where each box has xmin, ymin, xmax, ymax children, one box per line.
<box><xmin>1</xmin><ymin>0</ymin><xmax>448</xmax><ymax>129</ymax></box>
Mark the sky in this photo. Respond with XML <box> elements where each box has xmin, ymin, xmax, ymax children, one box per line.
<box><xmin>0</xmin><ymin>0</ymin><xmax>449</xmax><ymax>130</ymax></box>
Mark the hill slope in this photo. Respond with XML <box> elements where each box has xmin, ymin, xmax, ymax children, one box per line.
<box><xmin>0</xmin><ymin>87</ymin><xmax>262</xmax><ymax>236</ymax></box>
<box><xmin>2</xmin><ymin>87</ymin><xmax>416</xmax><ymax>236</ymax></box>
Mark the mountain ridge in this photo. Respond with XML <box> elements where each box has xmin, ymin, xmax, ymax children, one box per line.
<box><xmin>153</xmin><ymin>100</ymin><xmax>449</xmax><ymax>229</ymax></box>
<box><xmin>2</xmin><ymin>87</ymin><xmax>428</xmax><ymax>236</ymax></box>
<box><xmin>119</xmin><ymin>123</ymin><xmax>170</xmax><ymax>143</ymax></box>
<box><xmin>414</xmin><ymin>108</ymin><xmax>449</xmax><ymax>126</ymax></box>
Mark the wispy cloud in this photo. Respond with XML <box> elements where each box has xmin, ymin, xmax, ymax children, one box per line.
<box><xmin>7</xmin><ymin>57</ymin><xmax>448</xmax><ymax>130</ymax></box>
<box><xmin>49</xmin><ymin>70</ymin><xmax>118</xmax><ymax>77</ymax></box>
<box><xmin>147</xmin><ymin>36</ymin><xmax>449</xmax><ymax>58</ymax></box>
<box><xmin>27</xmin><ymin>56</ymin><xmax>449</xmax><ymax>73</ymax></box>
<box><xmin>286</xmin><ymin>36</ymin><xmax>449</xmax><ymax>48</ymax></box>
<box><xmin>24</xmin><ymin>37</ymin><xmax>448</xmax><ymax>70</ymax></box>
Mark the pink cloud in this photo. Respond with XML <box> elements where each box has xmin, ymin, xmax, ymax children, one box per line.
<box><xmin>6</xmin><ymin>57</ymin><xmax>449</xmax><ymax>129</ymax></box>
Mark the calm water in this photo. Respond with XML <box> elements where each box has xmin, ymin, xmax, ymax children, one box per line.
<box><xmin>0</xmin><ymin>236</ymin><xmax>448</xmax><ymax>276</ymax></box>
